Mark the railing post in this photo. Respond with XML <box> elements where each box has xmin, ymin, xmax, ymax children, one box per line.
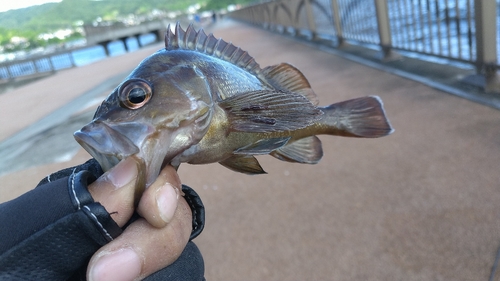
<box><xmin>275</xmin><ymin>3</ymin><xmax>284</xmax><ymax>32</ymax></box>
<box><xmin>304</xmin><ymin>0</ymin><xmax>317</xmax><ymax>40</ymax></box>
<box><xmin>374</xmin><ymin>0</ymin><xmax>398</xmax><ymax>61</ymax></box>
<box><xmin>330</xmin><ymin>0</ymin><xmax>344</xmax><ymax>46</ymax></box>
<box><xmin>250</xmin><ymin>8</ymin><xmax>256</xmax><ymax>26</ymax></box>
<box><xmin>257</xmin><ymin>6</ymin><xmax>263</xmax><ymax>26</ymax></box>
<box><xmin>474</xmin><ymin>0</ymin><xmax>499</xmax><ymax>93</ymax></box>
<box><xmin>48</xmin><ymin>56</ymin><xmax>56</xmax><ymax>74</ymax></box>
<box><xmin>260</xmin><ymin>5</ymin><xmax>267</xmax><ymax>28</ymax></box>
<box><xmin>255</xmin><ymin>6</ymin><xmax>261</xmax><ymax>27</ymax></box>
<box><xmin>68</xmin><ymin>53</ymin><xmax>76</xmax><ymax>67</ymax></box>
<box><xmin>291</xmin><ymin>0</ymin><xmax>301</xmax><ymax>36</ymax></box>
<box><xmin>6</xmin><ymin>65</ymin><xmax>13</xmax><ymax>80</ymax></box>
<box><xmin>267</xmin><ymin>3</ymin><xmax>274</xmax><ymax>31</ymax></box>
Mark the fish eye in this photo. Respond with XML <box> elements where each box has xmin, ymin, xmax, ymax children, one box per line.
<box><xmin>118</xmin><ymin>79</ymin><xmax>153</xmax><ymax>109</ymax></box>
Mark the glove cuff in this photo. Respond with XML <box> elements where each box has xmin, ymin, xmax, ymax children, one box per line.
<box><xmin>182</xmin><ymin>185</ymin><xmax>205</xmax><ymax>240</ymax></box>
<box><xmin>68</xmin><ymin>170</ymin><xmax>122</xmax><ymax>241</ymax></box>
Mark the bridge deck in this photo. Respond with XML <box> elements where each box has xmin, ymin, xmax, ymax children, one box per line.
<box><xmin>1</xmin><ymin>20</ymin><xmax>499</xmax><ymax>280</ymax></box>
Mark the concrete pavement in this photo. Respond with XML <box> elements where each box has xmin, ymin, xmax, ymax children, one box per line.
<box><xmin>1</xmin><ymin>20</ymin><xmax>500</xmax><ymax>280</ymax></box>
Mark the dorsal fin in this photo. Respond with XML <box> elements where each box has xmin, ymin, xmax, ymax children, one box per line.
<box><xmin>165</xmin><ymin>23</ymin><xmax>261</xmax><ymax>74</ymax></box>
<box><xmin>260</xmin><ymin>63</ymin><xmax>319</xmax><ymax>105</ymax></box>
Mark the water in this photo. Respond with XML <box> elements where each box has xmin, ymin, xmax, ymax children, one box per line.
<box><xmin>72</xmin><ymin>33</ymin><xmax>156</xmax><ymax>66</ymax></box>
<box><xmin>0</xmin><ymin>33</ymin><xmax>156</xmax><ymax>80</ymax></box>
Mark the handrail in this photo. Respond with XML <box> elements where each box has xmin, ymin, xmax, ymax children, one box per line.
<box><xmin>229</xmin><ymin>0</ymin><xmax>499</xmax><ymax>92</ymax></box>
<box><xmin>0</xmin><ymin>48</ymin><xmax>81</xmax><ymax>81</ymax></box>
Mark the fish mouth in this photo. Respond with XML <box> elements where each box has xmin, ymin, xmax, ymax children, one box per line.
<box><xmin>74</xmin><ymin>121</ymin><xmax>142</xmax><ymax>172</ymax></box>
<box><xmin>74</xmin><ymin>120</ymin><xmax>183</xmax><ymax>188</ymax></box>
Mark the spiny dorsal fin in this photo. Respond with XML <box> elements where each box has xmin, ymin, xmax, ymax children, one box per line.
<box><xmin>260</xmin><ymin>63</ymin><xmax>319</xmax><ymax>105</ymax></box>
<box><xmin>165</xmin><ymin>23</ymin><xmax>261</xmax><ymax>74</ymax></box>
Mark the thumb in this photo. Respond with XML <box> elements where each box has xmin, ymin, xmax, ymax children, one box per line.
<box><xmin>88</xmin><ymin>157</ymin><xmax>139</xmax><ymax>227</ymax></box>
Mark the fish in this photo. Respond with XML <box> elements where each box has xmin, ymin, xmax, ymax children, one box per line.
<box><xmin>74</xmin><ymin>23</ymin><xmax>394</xmax><ymax>190</ymax></box>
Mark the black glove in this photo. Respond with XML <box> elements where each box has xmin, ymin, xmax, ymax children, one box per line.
<box><xmin>0</xmin><ymin>159</ymin><xmax>205</xmax><ymax>281</ymax></box>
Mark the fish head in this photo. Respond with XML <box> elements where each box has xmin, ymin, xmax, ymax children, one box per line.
<box><xmin>75</xmin><ymin>54</ymin><xmax>213</xmax><ymax>188</ymax></box>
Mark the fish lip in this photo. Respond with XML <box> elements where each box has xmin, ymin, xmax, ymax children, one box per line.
<box><xmin>74</xmin><ymin>121</ymin><xmax>141</xmax><ymax>171</ymax></box>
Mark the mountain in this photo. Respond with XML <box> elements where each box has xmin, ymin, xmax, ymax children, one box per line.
<box><xmin>0</xmin><ymin>3</ymin><xmax>59</xmax><ymax>30</ymax></box>
<box><xmin>0</xmin><ymin>0</ymin><xmax>202</xmax><ymax>32</ymax></box>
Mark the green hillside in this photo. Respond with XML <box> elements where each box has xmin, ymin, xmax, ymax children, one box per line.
<box><xmin>0</xmin><ymin>0</ymin><xmax>201</xmax><ymax>31</ymax></box>
<box><xmin>0</xmin><ymin>0</ymin><xmax>203</xmax><ymax>51</ymax></box>
<box><xmin>0</xmin><ymin>0</ymin><xmax>256</xmax><ymax>52</ymax></box>
<box><xmin>0</xmin><ymin>3</ymin><xmax>59</xmax><ymax>31</ymax></box>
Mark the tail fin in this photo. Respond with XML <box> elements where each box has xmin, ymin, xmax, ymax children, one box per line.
<box><xmin>320</xmin><ymin>96</ymin><xmax>394</xmax><ymax>138</ymax></box>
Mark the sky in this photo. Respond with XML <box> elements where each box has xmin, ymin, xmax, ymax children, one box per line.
<box><xmin>0</xmin><ymin>0</ymin><xmax>62</xmax><ymax>12</ymax></box>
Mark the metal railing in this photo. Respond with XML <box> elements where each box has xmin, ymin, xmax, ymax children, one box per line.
<box><xmin>0</xmin><ymin>50</ymin><xmax>78</xmax><ymax>80</ymax></box>
<box><xmin>229</xmin><ymin>0</ymin><xmax>499</xmax><ymax>92</ymax></box>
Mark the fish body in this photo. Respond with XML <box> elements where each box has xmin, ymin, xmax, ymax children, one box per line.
<box><xmin>74</xmin><ymin>24</ymin><xmax>394</xmax><ymax>188</ymax></box>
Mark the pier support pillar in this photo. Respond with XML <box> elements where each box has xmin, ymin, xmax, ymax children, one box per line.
<box><xmin>120</xmin><ymin>37</ymin><xmax>129</xmax><ymax>52</ymax></box>
<box><xmin>135</xmin><ymin>35</ymin><xmax>142</xmax><ymax>47</ymax></box>
<box><xmin>155</xmin><ymin>30</ymin><xmax>163</xmax><ymax>43</ymax></box>
<box><xmin>99</xmin><ymin>41</ymin><xmax>111</xmax><ymax>56</ymax></box>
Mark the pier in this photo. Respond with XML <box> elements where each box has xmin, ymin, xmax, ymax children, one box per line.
<box><xmin>83</xmin><ymin>20</ymin><xmax>167</xmax><ymax>55</ymax></box>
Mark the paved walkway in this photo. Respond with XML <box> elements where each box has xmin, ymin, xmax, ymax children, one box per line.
<box><xmin>1</xmin><ymin>20</ymin><xmax>500</xmax><ymax>281</ymax></box>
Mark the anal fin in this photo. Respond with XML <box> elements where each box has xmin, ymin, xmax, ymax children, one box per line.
<box><xmin>219</xmin><ymin>155</ymin><xmax>266</xmax><ymax>174</ymax></box>
<box><xmin>270</xmin><ymin>136</ymin><xmax>323</xmax><ymax>164</ymax></box>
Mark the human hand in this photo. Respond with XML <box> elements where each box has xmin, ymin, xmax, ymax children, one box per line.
<box><xmin>0</xmin><ymin>158</ymin><xmax>204</xmax><ymax>281</ymax></box>
<box><xmin>86</xmin><ymin>158</ymin><xmax>193</xmax><ymax>281</ymax></box>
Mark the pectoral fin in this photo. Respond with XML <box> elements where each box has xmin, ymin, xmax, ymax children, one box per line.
<box><xmin>234</xmin><ymin>137</ymin><xmax>291</xmax><ymax>155</ymax></box>
<box><xmin>219</xmin><ymin>90</ymin><xmax>321</xmax><ymax>132</ymax></box>
<box><xmin>219</xmin><ymin>155</ymin><xmax>267</xmax><ymax>174</ymax></box>
<box><xmin>270</xmin><ymin>136</ymin><xmax>323</xmax><ymax>164</ymax></box>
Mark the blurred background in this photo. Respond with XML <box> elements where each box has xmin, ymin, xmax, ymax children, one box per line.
<box><xmin>1</xmin><ymin>1</ymin><xmax>500</xmax><ymax>280</ymax></box>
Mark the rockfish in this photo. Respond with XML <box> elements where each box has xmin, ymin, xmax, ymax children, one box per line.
<box><xmin>74</xmin><ymin>23</ymin><xmax>394</xmax><ymax>189</ymax></box>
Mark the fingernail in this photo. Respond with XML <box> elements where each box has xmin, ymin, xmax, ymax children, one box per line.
<box><xmin>106</xmin><ymin>158</ymin><xmax>138</xmax><ymax>188</ymax></box>
<box><xmin>156</xmin><ymin>183</ymin><xmax>179</xmax><ymax>223</ymax></box>
<box><xmin>89</xmin><ymin>248</ymin><xmax>141</xmax><ymax>281</ymax></box>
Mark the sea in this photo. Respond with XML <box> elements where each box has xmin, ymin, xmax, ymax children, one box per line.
<box><xmin>70</xmin><ymin>33</ymin><xmax>157</xmax><ymax>67</ymax></box>
<box><xmin>0</xmin><ymin>33</ymin><xmax>157</xmax><ymax>81</ymax></box>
